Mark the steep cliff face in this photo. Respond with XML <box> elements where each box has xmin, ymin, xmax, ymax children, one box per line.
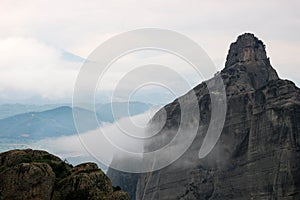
<box><xmin>108</xmin><ymin>33</ymin><xmax>300</xmax><ymax>199</ymax></box>
<box><xmin>0</xmin><ymin>149</ymin><xmax>130</xmax><ymax>200</ymax></box>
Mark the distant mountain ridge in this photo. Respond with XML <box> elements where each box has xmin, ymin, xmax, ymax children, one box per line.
<box><xmin>96</xmin><ymin>101</ymin><xmax>153</xmax><ymax>123</ymax></box>
<box><xmin>0</xmin><ymin>103</ymin><xmax>69</xmax><ymax>120</ymax></box>
<box><xmin>0</xmin><ymin>106</ymin><xmax>89</xmax><ymax>140</ymax></box>
<box><xmin>0</xmin><ymin>102</ymin><xmax>152</xmax><ymax>140</ymax></box>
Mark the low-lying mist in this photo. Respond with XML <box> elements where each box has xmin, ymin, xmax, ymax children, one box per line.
<box><xmin>32</xmin><ymin>110</ymin><xmax>158</xmax><ymax>172</ymax></box>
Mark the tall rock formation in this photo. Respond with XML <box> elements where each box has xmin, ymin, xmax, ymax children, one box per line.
<box><xmin>107</xmin><ymin>33</ymin><xmax>300</xmax><ymax>199</ymax></box>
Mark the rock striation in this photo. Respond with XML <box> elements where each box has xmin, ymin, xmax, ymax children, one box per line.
<box><xmin>0</xmin><ymin>149</ymin><xmax>130</xmax><ymax>200</ymax></box>
<box><xmin>225</xmin><ymin>33</ymin><xmax>268</xmax><ymax>68</ymax></box>
<box><xmin>108</xmin><ymin>33</ymin><xmax>300</xmax><ymax>199</ymax></box>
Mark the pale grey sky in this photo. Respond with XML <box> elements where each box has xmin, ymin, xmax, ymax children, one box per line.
<box><xmin>0</xmin><ymin>0</ymin><xmax>299</xmax><ymax>102</ymax></box>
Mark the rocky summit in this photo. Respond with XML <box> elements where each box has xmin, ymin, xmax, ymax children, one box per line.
<box><xmin>107</xmin><ymin>33</ymin><xmax>300</xmax><ymax>199</ymax></box>
<box><xmin>225</xmin><ymin>33</ymin><xmax>269</xmax><ymax>68</ymax></box>
<box><xmin>0</xmin><ymin>149</ymin><xmax>130</xmax><ymax>200</ymax></box>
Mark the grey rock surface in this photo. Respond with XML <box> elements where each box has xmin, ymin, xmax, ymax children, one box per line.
<box><xmin>107</xmin><ymin>33</ymin><xmax>300</xmax><ymax>200</ymax></box>
<box><xmin>0</xmin><ymin>149</ymin><xmax>130</xmax><ymax>200</ymax></box>
<box><xmin>225</xmin><ymin>33</ymin><xmax>268</xmax><ymax>68</ymax></box>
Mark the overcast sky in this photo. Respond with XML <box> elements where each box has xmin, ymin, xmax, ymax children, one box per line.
<box><xmin>0</xmin><ymin>0</ymin><xmax>299</xmax><ymax>103</ymax></box>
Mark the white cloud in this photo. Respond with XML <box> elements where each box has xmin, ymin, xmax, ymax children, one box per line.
<box><xmin>33</xmin><ymin>111</ymin><xmax>155</xmax><ymax>170</ymax></box>
<box><xmin>0</xmin><ymin>0</ymin><xmax>299</xmax><ymax>102</ymax></box>
<box><xmin>0</xmin><ymin>37</ymin><xmax>80</xmax><ymax>100</ymax></box>
<box><xmin>96</xmin><ymin>50</ymin><xmax>207</xmax><ymax>91</ymax></box>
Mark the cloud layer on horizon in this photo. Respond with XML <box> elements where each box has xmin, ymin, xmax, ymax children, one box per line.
<box><xmin>0</xmin><ymin>0</ymin><xmax>299</xmax><ymax>102</ymax></box>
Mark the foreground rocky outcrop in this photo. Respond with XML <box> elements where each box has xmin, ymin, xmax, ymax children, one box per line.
<box><xmin>108</xmin><ymin>33</ymin><xmax>300</xmax><ymax>199</ymax></box>
<box><xmin>0</xmin><ymin>149</ymin><xmax>130</xmax><ymax>200</ymax></box>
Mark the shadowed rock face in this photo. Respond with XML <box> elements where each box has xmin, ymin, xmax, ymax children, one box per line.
<box><xmin>0</xmin><ymin>149</ymin><xmax>130</xmax><ymax>200</ymax></box>
<box><xmin>225</xmin><ymin>33</ymin><xmax>269</xmax><ymax>68</ymax></box>
<box><xmin>107</xmin><ymin>33</ymin><xmax>300</xmax><ymax>200</ymax></box>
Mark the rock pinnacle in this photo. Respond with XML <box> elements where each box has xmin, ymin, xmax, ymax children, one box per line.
<box><xmin>225</xmin><ymin>33</ymin><xmax>269</xmax><ymax>68</ymax></box>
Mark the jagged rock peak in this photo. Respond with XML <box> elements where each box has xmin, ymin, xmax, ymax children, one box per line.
<box><xmin>225</xmin><ymin>33</ymin><xmax>269</xmax><ymax>68</ymax></box>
